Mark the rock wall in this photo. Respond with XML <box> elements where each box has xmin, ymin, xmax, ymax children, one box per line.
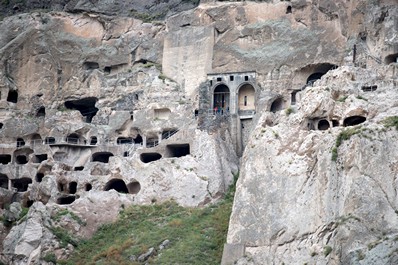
<box><xmin>0</xmin><ymin>0</ymin><xmax>397</xmax><ymax>264</ymax></box>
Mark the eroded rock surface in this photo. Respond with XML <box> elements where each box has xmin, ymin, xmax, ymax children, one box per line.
<box><xmin>0</xmin><ymin>0</ymin><xmax>397</xmax><ymax>264</ymax></box>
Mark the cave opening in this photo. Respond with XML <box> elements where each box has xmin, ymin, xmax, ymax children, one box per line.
<box><xmin>17</xmin><ymin>138</ymin><xmax>25</xmax><ymax>148</ymax></box>
<box><xmin>12</xmin><ymin>178</ymin><xmax>32</xmax><ymax>192</ymax></box>
<box><xmin>0</xmin><ymin>174</ymin><xmax>8</xmax><ymax>189</ymax></box>
<box><xmin>36</xmin><ymin>106</ymin><xmax>46</xmax><ymax>117</ymax></box>
<box><xmin>318</xmin><ymin>120</ymin><xmax>330</xmax><ymax>131</ymax></box>
<box><xmin>7</xmin><ymin>90</ymin><xmax>18</xmax><ymax>103</ymax></box>
<box><xmin>57</xmin><ymin>196</ymin><xmax>76</xmax><ymax>205</ymax></box>
<box><xmin>343</xmin><ymin>116</ymin><xmax>366</xmax><ymax>127</ymax></box>
<box><xmin>74</xmin><ymin>166</ymin><xmax>84</xmax><ymax>171</ymax></box>
<box><xmin>127</xmin><ymin>181</ymin><xmax>141</xmax><ymax>194</ymax></box>
<box><xmin>64</xmin><ymin>97</ymin><xmax>99</xmax><ymax>123</ymax></box>
<box><xmin>69</xmin><ymin>181</ymin><xmax>77</xmax><ymax>194</ymax></box>
<box><xmin>0</xmin><ymin>155</ymin><xmax>11</xmax><ymax>165</ymax></box>
<box><xmin>133</xmin><ymin>134</ymin><xmax>143</xmax><ymax>145</ymax></box>
<box><xmin>16</xmin><ymin>155</ymin><xmax>28</xmax><ymax>164</ymax></box>
<box><xmin>33</xmin><ymin>154</ymin><xmax>48</xmax><ymax>163</ymax></box>
<box><xmin>92</xmin><ymin>152</ymin><xmax>114</xmax><ymax>163</ymax></box>
<box><xmin>104</xmin><ymin>179</ymin><xmax>129</xmax><ymax>193</ymax></box>
<box><xmin>385</xmin><ymin>53</ymin><xmax>398</xmax><ymax>64</ymax></box>
<box><xmin>270</xmin><ymin>98</ymin><xmax>284</xmax><ymax>113</ymax></box>
<box><xmin>166</xmin><ymin>144</ymin><xmax>190</xmax><ymax>158</ymax></box>
<box><xmin>66</xmin><ymin>133</ymin><xmax>80</xmax><ymax>144</ymax></box>
<box><xmin>117</xmin><ymin>137</ymin><xmax>133</xmax><ymax>145</ymax></box>
<box><xmin>83</xmin><ymin>61</ymin><xmax>100</xmax><ymax>70</ymax></box>
<box><xmin>332</xmin><ymin>120</ymin><xmax>339</xmax><ymax>127</ymax></box>
<box><xmin>140</xmin><ymin>153</ymin><xmax>162</xmax><ymax>163</ymax></box>
<box><xmin>36</xmin><ymin>173</ymin><xmax>44</xmax><ymax>182</ymax></box>
<box><xmin>45</xmin><ymin>137</ymin><xmax>56</xmax><ymax>144</ymax></box>
<box><xmin>90</xmin><ymin>136</ymin><xmax>98</xmax><ymax>145</ymax></box>
<box><xmin>85</xmin><ymin>183</ymin><xmax>92</xmax><ymax>191</ymax></box>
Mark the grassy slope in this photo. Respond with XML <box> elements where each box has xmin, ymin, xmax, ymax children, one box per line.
<box><xmin>58</xmin><ymin>174</ymin><xmax>238</xmax><ymax>265</ymax></box>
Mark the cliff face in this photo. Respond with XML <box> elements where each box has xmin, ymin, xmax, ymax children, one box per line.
<box><xmin>0</xmin><ymin>0</ymin><xmax>397</xmax><ymax>264</ymax></box>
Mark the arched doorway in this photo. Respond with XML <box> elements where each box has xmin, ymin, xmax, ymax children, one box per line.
<box><xmin>213</xmin><ymin>84</ymin><xmax>230</xmax><ymax>113</ymax></box>
<box><xmin>238</xmin><ymin>84</ymin><xmax>255</xmax><ymax>113</ymax></box>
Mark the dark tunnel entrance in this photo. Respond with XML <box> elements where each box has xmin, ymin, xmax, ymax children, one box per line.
<box><xmin>0</xmin><ymin>155</ymin><xmax>11</xmax><ymax>165</ymax></box>
<box><xmin>12</xmin><ymin>178</ymin><xmax>32</xmax><ymax>192</ymax></box>
<box><xmin>343</xmin><ymin>116</ymin><xmax>366</xmax><ymax>127</ymax></box>
<box><xmin>166</xmin><ymin>144</ymin><xmax>190</xmax><ymax>158</ymax></box>
<box><xmin>57</xmin><ymin>196</ymin><xmax>76</xmax><ymax>205</ymax></box>
<box><xmin>104</xmin><ymin>179</ymin><xmax>129</xmax><ymax>193</ymax></box>
<box><xmin>92</xmin><ymin>152</ymin><xmax>114</xmax><ymax>163</ymax></box>
<box><xmin>0</xmin><ymin>174</ymin><xmax>9</xmax><ymax>189</ymax></box>
<box><xmin>65</xmin><ymin>97</ymin><xmax>99</xmax><ymax>123</ymax></box>
<box><xmin>140</xmin><ymin>153</ymin><xmax>162</xmax><ymax>163</ymax></box>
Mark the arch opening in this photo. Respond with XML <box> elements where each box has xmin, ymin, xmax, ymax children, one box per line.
<box><xmin>17</xmin><ymin>138</ymin><xmax>25</xmax><ymax>148</ymax></box>
<box><xmin>286</xmin><ymin>5</ymin><xmax>292</xmax><ymax>14</ymax></box>
<box><xmin>12</xmin><ymin>178</ymin><xmax>32</xmax><ymax>192</ymax></box>
<box><xmin>140</xmin><ymin>153</ymin><xmax>162</xmax><ymax>163</ymax></box>
<box><xmin>318</xmin><ymin>120</ymin><xmax>330</xmax><ymax>130</ymax></box>
<box><xmin>64</xmin><ymin>97</ymin><xmax>98</xmax><ymax>123</ymax></box>
<box><xmin>66</xmin><ymin>133</ymin><xmax>80</xmax><ymax>144</ymax></box>
<box><xmin>270</xmin><ymin>98</ymin><xmax>284</xmax><ymax>113</ymax></box>
<box><xmin>104</xmin><ymin>179</ymin><xmax>128</xmax><ymax>193</ymax></box>
<box><xmin>30</xmin><ymin>134</ymin><xmax>42</xmax><ymax>145</ymax></box>
<box><xmin>343</xmin><ymin>116</ymin><xmax>366</xmax><ymax>127</ymax></box>
<box><xmin>238</xmin><ymin>84</ymin><xmax>255</xmax><ymax>112</ymax></box>
<box><xmin>90</xmin><ymin>136</ymin><xmax>98</xmax><ymax>145</ymax></box>
<box><xmin>92</xmin><ymin>152</ymin><xmax>114</xmax><ymax>163</ymax></box>
<box><xmin>0</xmin><ymin>174</ymin><xmax>9</xmax><ymax>189</ymax></box>
<box><xmin>213</xmin><ymin>84</ymin><xmax>230</xmax><ymax>112</ymax></box>
<box><xmin>127</xmin><ymin>181</ymin><xmax>141</xmax><ymax>194</ymax></box>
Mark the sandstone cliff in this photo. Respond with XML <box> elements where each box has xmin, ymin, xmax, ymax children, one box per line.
<box><xmin>0</xmin><ymin>0</ymin><xmax>397</xmax><ymax>264</ymax></box>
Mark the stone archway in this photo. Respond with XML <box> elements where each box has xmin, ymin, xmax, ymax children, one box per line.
<box><xmin>213</xmin><ymin>84</ymin><xmax>230</xmax><ymax>112</ymax></box>
<box><xmin>238</xmin><ymin>84</ymin><xmax>255</xmax><ymax>113</ymax></box>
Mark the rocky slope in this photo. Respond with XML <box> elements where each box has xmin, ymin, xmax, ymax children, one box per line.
<box><xmin>0</xmin><ymin>0</ymin><xmax>397</xmax><ymax>264</ymax></box>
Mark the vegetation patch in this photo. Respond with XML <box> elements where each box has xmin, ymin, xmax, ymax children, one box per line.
<box><xmin>332</xmin><ymin>127</ymin><xmax>361</xmax><ymax>161</ymax></box>
<box><xmin>58</xmin><ymin>173</ymin><xmax>239</xmax><ymax>265</ymax></box>
<box><xmin>53</xmin><ymin>209</ymin><xmax>86</xmax><ymax>226</ymax></box>
<box><xmin>383</xmin><ymin>116</ymin><xmax>398</xmax><ymax>130</ymax></box>
<box><xmin>324</xmin><ymin>245</ymin><xmax>332</xmax><ymax>257</ymax></box>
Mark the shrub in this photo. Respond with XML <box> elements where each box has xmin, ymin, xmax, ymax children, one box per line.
<box><xmin>324</xmin><ymin>245</ymin><xmax>332</xmax><ymax>257</ymax></box>
<box><xmin>383</xmin><ymin>116</ymin><xmax>398</xmax><ymax>130</ymax></box>
<box><xmin>42</xmin><ymin>253</ymin><xmax>57</xmax><ymax>263</ymax></box>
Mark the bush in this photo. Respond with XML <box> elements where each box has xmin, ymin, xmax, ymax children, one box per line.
<box><xmin>324</xmin><ymin>245</ymin><xmax>332</xmax><ymax>257</ymax></box>
<box><xmin>383</xmin><ymin>116</ymin><xmax>398</xmax><ymax>130</ymax></box>
<box><xmin>42</xmin><ymin>253</ymin><xmax>57</xmax><ymax>263</ymax></box>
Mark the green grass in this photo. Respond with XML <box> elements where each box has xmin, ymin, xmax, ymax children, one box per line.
<box><xmin>332</xmin><ymin>127</ymin><xmax>361</xmax><ymax>161</ymax></box>
<box><xmin>383</xmin><ymin>116</ymin><xmax>398</xmax><ymax>130</ymax></box>
<box><xmin>58</xmin><ymin>173</ymin><xmax>239</xmax><ymax>265</ymax></box>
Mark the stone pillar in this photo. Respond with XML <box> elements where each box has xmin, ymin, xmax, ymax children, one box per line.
<box><xmin>143</xmin><ymin>136</ymin><xmax>147</xmax><ymax>148</ymax></box>
<box><xmin>158</xmin><ymin>133</ymin><xmax>162</xmax><ymax>143</ymax></box>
